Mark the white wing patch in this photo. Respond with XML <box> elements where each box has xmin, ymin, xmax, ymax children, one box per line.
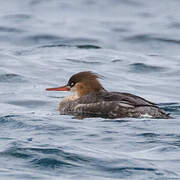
<box><xmin>140</xmin><ymin>113</ymin><xmax>153</xmax><ymax>118</ymax></box>
<box><xmin>74</xmin><ymin>104</ymin><xmax>86</xmax><ymax>111</ymax></box>
<box><xmin>118</xmin><ymin>102</ymin><xmax>134</xmax><ymax>108</ymax></box>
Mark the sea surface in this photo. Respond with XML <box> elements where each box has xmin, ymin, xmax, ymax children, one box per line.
<box><xmin>0</xmin><ymin>0</ymin><xmax>180</xmax><ymax>179</ymax></box>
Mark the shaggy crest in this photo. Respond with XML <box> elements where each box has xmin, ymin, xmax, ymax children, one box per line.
<box><xmin>67</xmin><ymin>71</ymin><xmax>101</xmax><ymax>85</ymax></box>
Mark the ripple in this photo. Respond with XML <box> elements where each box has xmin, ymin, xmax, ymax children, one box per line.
<box><xmin>0</xmin><ymin>73</ymin><xmax>26</xmax><ymax>83</ymax></box>
<box><xmin>137</xmin><ymin>133</ymin><xmax>160</xmax><ymax>138</ymax></box>
<box><xmin>27</xmin><ymin>148</ymin><xmax>63</xmax><ymax>154</ymax></box>
<box><xmin>125</xmin><ymin>34</ymin><xmax>180</xmax><ymax>45</ymax></box>
<box><xmin>124</xmin><ymin>34</ymin><xmax>154</xmax><ymax>42</ymax></box>
<box><xmin>66</xmin><ymin>58</ymin><xmax>101</xmax><ymax>64</ymax></box>
<box><xmin>7</xmin><ymin>100</ymin><xmax>48</xmax><ymax>108</ymax></box>
<box><xmin>0</xmin><ymin>115</ymin><xmax>32</xmax><ymax>129</ymax></box>
<box><xmin>0</xmin><ymin>147</ymin><xmax>33</xmax><ymax>159</ymax></box>
<box><xmin>25</xmin><ymin>34</ymin><xmax>62</xmax><ymax>45</ymax></box>
<box><xmin>95</xmin><ymin>162</ymin><xmax>159</xmax><ymax>179</ymax></box>
<box><xmin>25</xmin><ymin>35</ymin><xmax>99</xmax><ymax>47</ymax></box>
<box><xmin>111</xmin><ymin>59</ymin><xmax>124</xmax><ymax>63</ymax></box>
<box><xmin>159</xmin><ymin>103</ymin><xmax>180</xmax><ymax>115</ymax></box>
<box><xmin>158</xmin><ymin>146</ymin><xmax>179</xmax><ymax>152</ymax></box>
<box><xmin>153</xmin><ymin>37</ymin><xmax>180</xmax><ymax>45</ymax></box>
<box><xmin>0</xmin><ymin>146</ymin><xmax>87</xmax><ymax>169</ymax></box>
<box><xmin>39</xmin><ymin>44</ymin><xmax>70</xmax><ymax>48</ymax></box>
<box><xmin>30</xmin><ymin>158</ymin><xmax>74</xmax><ymax>169</ymax></box>
<box><xmin>27</xmin><ymin>147</ymin><xmax>89</xmax><ymax>164</ymax></box>
<box><xmin>39</xmin><ymin>44</ymin><xmax>101</xmax><ymax>49</ymax></box>
<box><xmin>101</xmin><ymin>166</ymin><xmax>157</xmax><ymax>174</ymax></box>
<box><xmin>129</xmin><ymin>63</ymin><xmax>168</xmax><ymax>73</ymax></box>
<box><xmin>76</xmin><ymin>45</ymin><xmax>101</xmax><ymax>49</ymax></box>
<box><xmin>4</xmin><ymin>14</ymin><xmax>31</xmax><ymax>20</ymax></box>
<box><xmin>103</xmin><ymin>119</ymin><xmax>130</xmax><ymax>123</ymax></box>
<box><xmin>0</xmin><ymin>26</ymin><xmax>24</xmax><ymax>33</ymax></box>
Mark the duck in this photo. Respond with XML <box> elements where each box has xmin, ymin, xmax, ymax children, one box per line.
<box><xmin>46</xmin><ymin>71</ymin><xmax>170</xmax><ymax>119</ymax></box>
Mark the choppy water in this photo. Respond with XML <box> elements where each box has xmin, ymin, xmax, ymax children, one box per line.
<box><xmin>0</xmin><ymin>0</ymin><xmax>180</xmax><ymax>179</ymax></box>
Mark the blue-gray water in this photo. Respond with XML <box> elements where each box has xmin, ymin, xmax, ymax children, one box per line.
<box><xmin>1</xmin><ymin>0</ymin><xmax>180</xmax><ymax>179</ymax></box>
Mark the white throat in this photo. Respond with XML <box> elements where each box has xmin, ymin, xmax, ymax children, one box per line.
<box><xmin>63</xmin><ymin>86</ymin><xmax>79</xmax><ymax>102</ymax></box>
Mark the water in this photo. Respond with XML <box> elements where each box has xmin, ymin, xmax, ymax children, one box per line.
<box><xmin>0</xmin><ymin>0</ymin><xmax>180</xmax><ymax>179</ymax></box>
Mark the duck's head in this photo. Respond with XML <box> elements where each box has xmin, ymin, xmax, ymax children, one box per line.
<box><xmin>46</xmin><ymin>71</ymin><xmax>104</xmax><ymax>97</ymax></box>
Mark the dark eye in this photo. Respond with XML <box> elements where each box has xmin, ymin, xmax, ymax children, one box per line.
<box><xmin>70</xmin><ymin>82</ymin><xmax>75</xmax><ymax>87</ymax></box>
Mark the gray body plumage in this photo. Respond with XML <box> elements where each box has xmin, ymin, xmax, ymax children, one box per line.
<box><xmin>59</xmin><ymin>90</ymin><xmax>170</xmax><ymax>119</ymax></box>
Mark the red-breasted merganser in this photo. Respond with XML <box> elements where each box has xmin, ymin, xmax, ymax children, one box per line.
<box><xmin>46</xmin><ymin>71</ymin><xmax>170</xmax><ymax>119</ymax></box>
